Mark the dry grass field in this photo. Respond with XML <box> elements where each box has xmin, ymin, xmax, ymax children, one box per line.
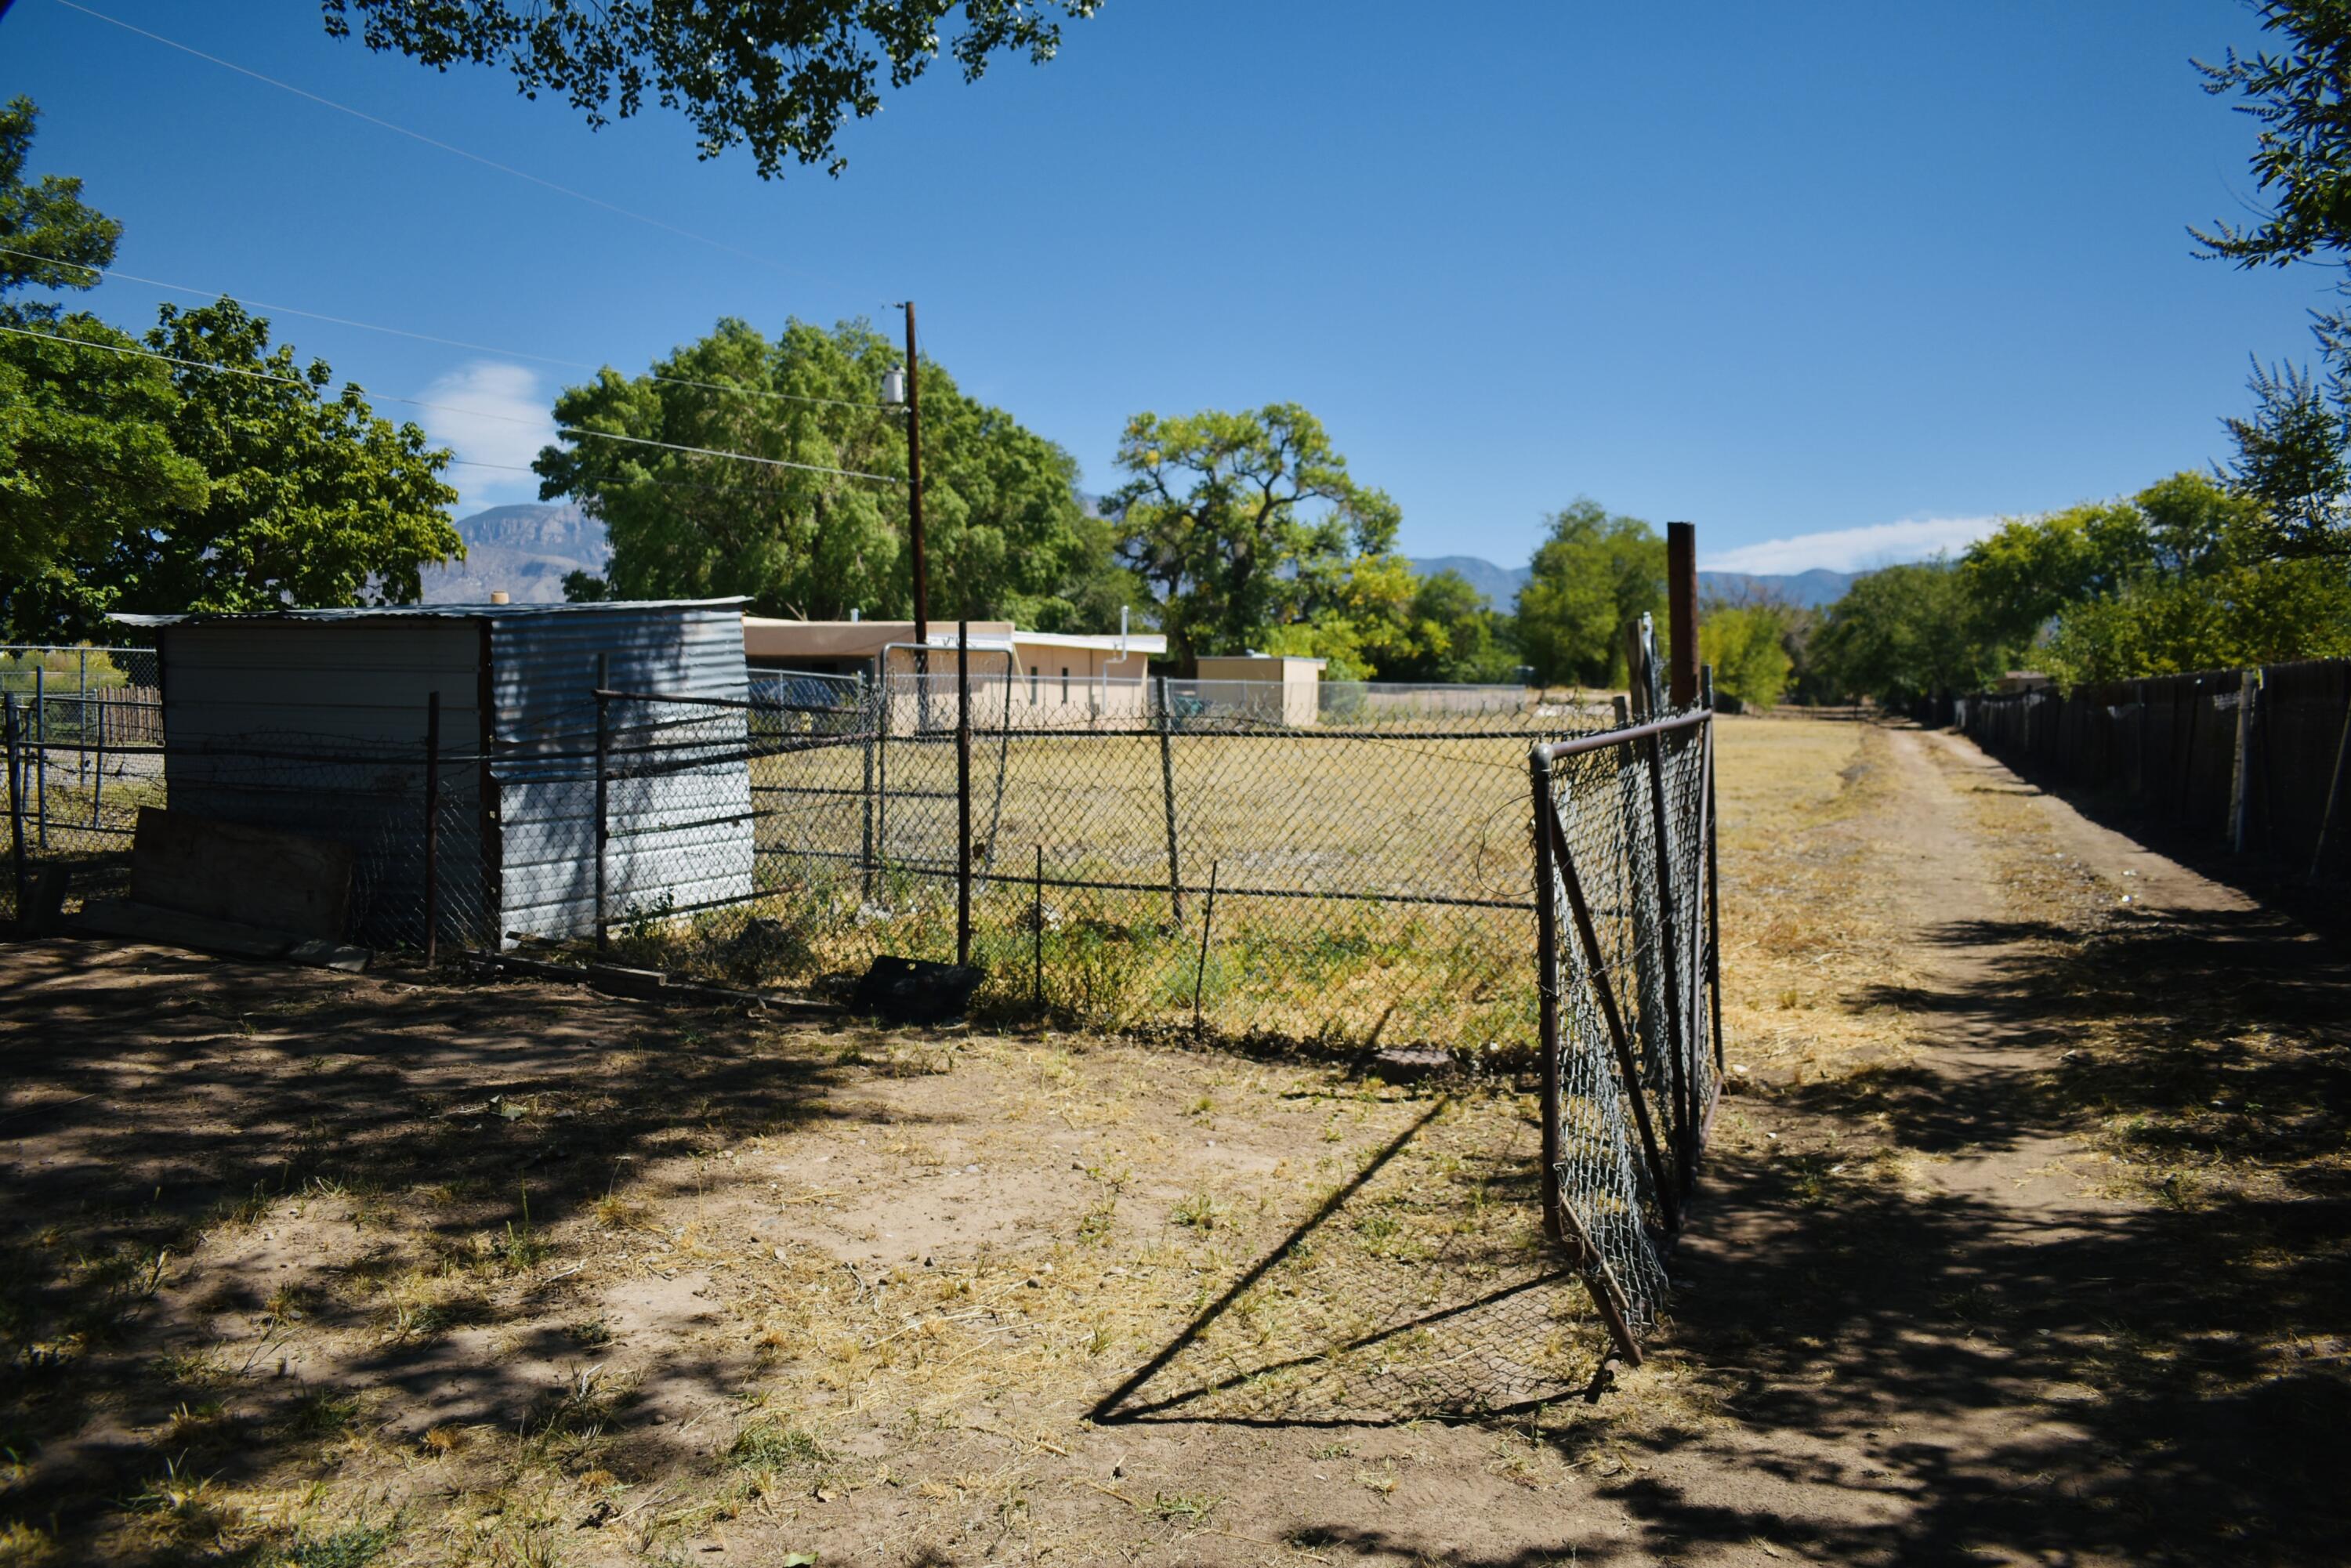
<box><xmin>3</xmin><ymin>714</ymin><xmax>2344</xmax><ymax>1566</ymax></box>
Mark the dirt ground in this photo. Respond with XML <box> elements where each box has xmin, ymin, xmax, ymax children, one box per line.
<box><xmin>2</xmin><ymin>717</ymin><xmax>2346</xmax><ymax>1566</ymax></box>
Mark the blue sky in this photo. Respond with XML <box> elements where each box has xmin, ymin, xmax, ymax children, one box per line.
<box><xmin>2</xmin><ymin>0</ymin><xmax>2331</xmax><ymax>573</ymax></box>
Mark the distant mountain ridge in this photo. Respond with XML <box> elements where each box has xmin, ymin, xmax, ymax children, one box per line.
<box><xmin>422</xmin><ymin>502</ymin><xmax>609</xmax><ymax>604</ymax></box>
<box><xmin>1407</xmin><ymin>556</ymin><xmax>1855</xmax><ymax>610</ymax></box>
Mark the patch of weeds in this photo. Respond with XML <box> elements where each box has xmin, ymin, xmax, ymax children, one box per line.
<box><xmin>281</xmin><ymin>1389</ymin><xmax>362</xmax><ymax>1438</ymax></box>
<box><xmin>594</xmin><ymin>1193</ymin><xmax>650</xmax><ymax>1231</ymax></box>
<box><xmin>1149</xmin><ymin>1490</ymin><xmax>1219</xmax><ymax>1528</ymax></box>
<box><xmin>155</xmin><ymin>1345</ymin><xmax>231</xmax><ymax>1387</ymax></box>
<box><xmin>1310</xmin><ymin>1440</ymin><xmax>1356</xmax><ymax>1460</ymax></box>
<box><xmin>281</xmin><ymin>1518</ymin><xmax>399</xmax><ymax>1568</ymax></box>
<box><xmin>1076</xmin><ymin>1197</ymin><xmax>1117</xmax><ymax>1244</ymax></box>
<box><xmin>125</xmin><ymin>1454</ymin><xmax>238</xmax><ymax>1547</ymax></box>
<box><xmin>502</xmin><ymin>1186</ymin><xmax>552</xmax><ymax>1273</ymax></box>
<box><xmin>728</xmin><ymin>1419</ymin><xmax>831</xmax><ymax>1472</ymax></box>
<box><xmin>1170</xmin><ymin>1191</ymin><xmax>1219</xmax><ymax>1231</ymax></box>
<box><xmin>563</xmin><ymin>1319</ymin><xmax>614</xmax><ymax>1349</ymax></box>
<box><xmin>0</xmin><ymin>1521</ymin><xmax>57</xmax><ymax>1566</ymax></box>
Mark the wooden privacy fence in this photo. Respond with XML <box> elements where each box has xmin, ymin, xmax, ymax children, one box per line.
<box><xmin>1954</xmin><ymin>658</ymin><xmax>2351</xmax><ymax>880</ymax></box>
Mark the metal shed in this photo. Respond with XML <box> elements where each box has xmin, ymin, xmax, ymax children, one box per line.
<box><xmin>112</xmin><ymin>599</ymin><xmax>752</xmax><ymax>948</ymax></box>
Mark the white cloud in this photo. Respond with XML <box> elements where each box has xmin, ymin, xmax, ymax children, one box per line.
<box><xmin>1702</xmin><ymin>515</ymin><xmax>2002</xmax><ymax>576</ymax></box>
<box><xmin>415</xmin><ymin>361</ymin><xmax>557</xmax><ymax>511</ymax></box>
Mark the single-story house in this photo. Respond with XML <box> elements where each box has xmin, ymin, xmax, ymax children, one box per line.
<box><xmin>742</xmin><ymin>617</ymin><xmax>1168</xmax><ymax>728</ymax></box>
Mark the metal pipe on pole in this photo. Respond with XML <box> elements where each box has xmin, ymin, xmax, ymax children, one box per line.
<box><xmin>957</xmin><ymin>616</ymin><xmax>972</xmax><ymax>965</ymax></box>
<box><xmin>1666</xmin><ymin>522</ymin><xmax>1700</xmax><ymax>710</ymax></box>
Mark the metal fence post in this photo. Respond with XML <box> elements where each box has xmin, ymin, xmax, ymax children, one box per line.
<box><xmin>91</xmin><ymin>692</ymin><xmax>106</xmax><ymax>828</ymax></box>
<box><xmin>1700</xmin><ymin>669</ymin><xmax>1725</xmax><ymax>1077</ymax></box>
<box><xmin>4</xmin><ymin>695</ymin><xmax>24</xmax><ymax>924</ymax></box>
<box><xmin>31</xmin><ymin>665</ymin><xmax>45</xmax><ymax>849</ymax></box>
<box><xmin>424</xmin><ymin>690</ymin><xmax>441</xmax><ymax>966</ymax></box>
<box><xmin>1530</xmin><ymin>743</ymin><xmax>1563</xmax><ymax>1244</ymax></box>
<box><xmin>594</xmin><ymin>686</ymin><xmax>611</xmax><ymax>954</ymax></box>
<box><xmin>1191</xmin><ymin>859</ymin><xmax>1219</xmax><ymax>1035</ymax></box>
<box><xmin>1032</xmin><ymin>842</ymin><xmax>1045</xmax><ymax>1009</ymax></box>
<box><xmin>78</xmin><ymin>648</ymin><xmax>89</xmax><ymax>789</ymax></box>
<box><xmin>1643</xmin><ymin>726</ymin><xmax>1694</xmax><ymax>1199</ymax></box>
<box><xmin>1156</xmin><ymin>676</ymin><xmax>1186</xmax><ymax>927</ymax></box>
<box><xmin>956</xmin><ymin>617</ymin><xmax>972</xmax><ymax>966</ymax></box>
<box><xmin>860</xmin><ymin>670</ymin><xmax>876</xmax><ymax>899</ymax></box>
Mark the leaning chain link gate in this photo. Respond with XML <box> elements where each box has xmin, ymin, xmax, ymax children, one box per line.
<box><xmin>1532</xmin><ymin>703</ymin><xmax>1719</xmax><ymax>1363</ymax></box>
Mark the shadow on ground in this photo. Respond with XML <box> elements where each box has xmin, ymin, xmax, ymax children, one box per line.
<box><xmin>1531</xmin><ymin>896</ymin><xmax>2351</xmax><ymax>1566</ymax></box>
<box><xmin>0</xmin><ymin>939</ymin><xmax>882</xmax><ymax>1548</ymax></box>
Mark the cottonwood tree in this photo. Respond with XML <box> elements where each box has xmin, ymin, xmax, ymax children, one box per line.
<box><xmin>1512</xmin><ymin>499</ymin><xmax>1665</xmax><ymax>687</ymax></box>
<box><xmin>322</xmin><ymin>0</ymin><xmax>1103</xmax><ymax>179</ymax></box>
<box><xmin>545</xmin><ymin>317</ymin><xmax>1110</xmax><ymax>623</ymax></box>
<box><xmin>1101</xmin><ymin>403</ymin><xmax>1407</xmax><ymax>671</ymax></box>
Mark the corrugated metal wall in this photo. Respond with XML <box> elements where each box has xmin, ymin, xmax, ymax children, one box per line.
<box><xmin>159</xmin><ymin>619</ymin><xmax>489</xmax><ymax>944</ymax></box>
<box><xmin>488</xmin><ymin>603</ymin><xmax>754</xmax><ymax>941</ymax></box>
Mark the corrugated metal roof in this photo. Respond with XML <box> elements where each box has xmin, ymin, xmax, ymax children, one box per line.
<box><xmin>112</xmin><ymin>598</ymin><xmax>747</xmax><ymax>626</ymax></box>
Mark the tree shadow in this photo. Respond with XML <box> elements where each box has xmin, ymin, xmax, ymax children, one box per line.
<box><xmin>1525</xmin><ymin>889</ymin><xmax>2349</xmax><ymax>1562</ymax></box>
<box><xmin>0</xmin><ymin>937</ymin><xmax>900</xmax><ymax>1548</ymax></box>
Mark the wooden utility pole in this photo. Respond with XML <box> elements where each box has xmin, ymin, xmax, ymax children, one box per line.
<box><xmin>1667</xmin><ymin>521</ymin><xmax>1699</xmax><ymax>709</ymax></box>
<box><xmin>902</xmin><ymin>301</ymin><xmax>929</xmax><ymax>650</ymax></box>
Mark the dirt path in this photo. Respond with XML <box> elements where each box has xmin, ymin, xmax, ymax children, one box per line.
<box><xmin>1603</xmin><ymin>722</ymin><xmax>2349</xmax><ymax>1567</ymax></box>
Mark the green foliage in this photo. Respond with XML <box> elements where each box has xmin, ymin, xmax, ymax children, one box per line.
<box><xmin>542</xmin><ymin>317</ymin><xmax>1107</xmax><ymax>625</ymax></box>
<box><xmin>1818</xmin><ymin>470</ymin><xmax>2351</xmax><ymax>697</ymax></box>
<box><xmin>2219</xmin><ymin>358</ymin><xmax>2351</xmax><ymax>558</ymax></box>
<box><xmin>1807</xmin><ymin>559</ymin><xmax>2003</xmax><ymax>704</ymax></box>
<box><xmin>1103</xmin><ymin>403</ymin><xmax>1405</xmax><ymax>671</ymax></box>
<box><xmin>0</xmin><ymin>96</ymin><xmax>120</xmax><ymax>317</ymax></box>
<box><xmin>1372</xmin><ymin>569</ymin><xmax>1520</xmax><ymax>683</ymax></box>
<box><xmin>1512</xmin><ymin>499</ymin><xmax>1665</xmax><ymax>686</ymax></box>
<box><xmin>0</xmin><ymin>313</ymin><xmax>206</xmax><ymax>595</ymax></box>
<box><xmin>0</xmin><ymin>104</ymin><xmax>460</xmax><ymax>640</ymax></box>
<box><xmin>1697</xmin><ymin>603</ymin><xmax>1795</xmax><ymax>709</ymax></box>
<box><xmin>322</xmin><ymin>0</ymin><xmax>1101</xmax><ymax>180</ymax></box>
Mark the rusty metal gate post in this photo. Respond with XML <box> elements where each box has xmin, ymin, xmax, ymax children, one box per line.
<box><xmin>1530</xmin><ymin>743</ymin><xmax>1563</xmax><ymax>1244</ymax></box>
<box><xmin>1642</xmin><ymin>724</ymin><xmax>1695</xmax><ymax>1200</ymax></box>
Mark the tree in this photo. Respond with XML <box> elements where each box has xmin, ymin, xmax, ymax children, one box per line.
<box><xmin>1371</xmin><ymin>569</ymin><xmax>1519</xmax><ymax>683</ymax></box>
<box><xmin>322</xmin><ymin>0</ymin><xmax>1103</xmax><ymax>179</ymax></box>
<box><xmin>1513</xmin><ymin>499</ymin><xmax>1665</xmax><ymax>686</ymax></box>
<box><xmin>1807</xmin><ymin>560</ymin><xmax>2003</xmax><ymax>705</ymax></box>
<box><xmin>544</xmin><ymin>317</ymin><xmax>1108</xmax><ymax>624</ymax></box>
<box><xmin>2219</xmin><ymin>358</ymin><xmax>2351</xmax><ymax>556</ymax></box>
<box><xmin>1103</xmin><ymin>404</ymin><xmax>1404</xmax><ymax>670</ymax></box>
<box><xmin>0</xmin><ymin>97</ymin><xmax>205</xmax><ymax>633</ymax></box>
<box><xmin>0</xmin><ymin>103</ymin><xmax>456</xmax><ymax>641</ymax></box>
<box><xmin>1697</xmin><ymin>602</ymin><xmax>1795</xmax><ymax>709</ymax></box>
<box><xmin>0</xmin><ymin>96</ymin><xmax>121</xmax><ymax>321</ymax></box>
<box><xmin>2193</xmin><ymin>6</ymin><xmax>2351</xmax><ymax>556</ymax></box>
<box><xmin>1959</xmin><ymin>498</ymin><xmax>2154</xmax><ymax>653</ymax></box>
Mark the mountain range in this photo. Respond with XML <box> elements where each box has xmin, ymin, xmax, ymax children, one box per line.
<box><xmin>1408</xmin><ymin>556</ymin><xmax>1857</xmax><ymax>611</ymax></box>
<box><xmin>421</xmin><ymin>502</ymin><xmax>609</xmax><ymax>604</ymax></box>
<box><xmin>421</xmin><ymin>505</ymin><xmax>1859</xmax><ymax>614</ymax></box>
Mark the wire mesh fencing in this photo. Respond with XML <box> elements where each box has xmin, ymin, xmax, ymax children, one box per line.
<box><xmin>1533</xmin><ymin>705</ymin><xmax>1719</xmax><ymax>1363</ymax></box>
<box><xmin>566</xmin><ymin>674</ymin><xmax>1625</xmax><ymax>1056</ymax></box>
<box><xmin>1</xmin><ymin>690</ymin><xmax>493</xmax><ymax>954</ymax></box>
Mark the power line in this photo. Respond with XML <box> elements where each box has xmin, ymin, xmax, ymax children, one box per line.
<box><xmin>47</xmin><ymin>0</ymin><xmax>814</xmax><ymax>283</ymax></box>
<box><xmin>0</xmin><ymin>320</ymin><xmax>310</xmax><ymax>386</ymax></box>
<box><xmin>0</xmin><ymin>245</ymin><xmax>895</xmax><ymax>416</ymax></box>
<box><xmin>0</xmin><ymin>324</ymin><xmax>902</xmax><ymax>483</ymax></box>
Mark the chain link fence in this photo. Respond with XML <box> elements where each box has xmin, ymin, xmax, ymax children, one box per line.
<box><xmin>1534</xmin><ymin>705</ymin><xmax>1719</xmax><ymax>1362</ymax></box>
<box><xmin>573</xmin><ymin>674</ymin><xmax>1622</xmax><ymax>1057</ymax></box>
